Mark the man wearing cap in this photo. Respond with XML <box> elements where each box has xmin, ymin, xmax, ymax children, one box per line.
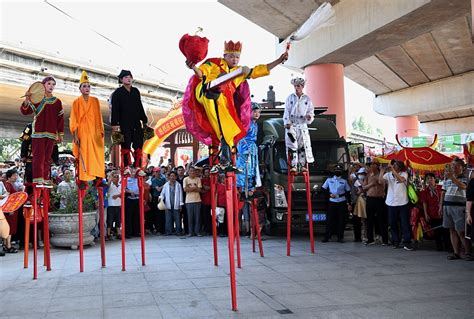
<box><xmin>283</xmin><ymin>77</ymin><xmax>315</xmax><ymax>173</ymax></box>
<box><xmin>111</xmin><ymin>70</ymin><xmax>148</xmax><ymax>171</ymax></box>
<box><xmin>70</xmin><ymin>71</ymin><xmax>105</xmax><ymax>184</ymax></box>
<box><xmin>20</xmin><ymin>76</ymin><xmax>64</xmax><ymax>186</ymax></box>
<box><xmin>321</xmin><ymin>164</ymin><xmax>352</xmax><ymax>243</ymax></box>
<box><xmin>184</xmin><ymin>41</ymin><xmax>288</xmax><ymax>169</ymax></box>
<box><xmin>236</xmin><ymin>102</ymin><xmax>262</xmax><ymax>235</ymax></box>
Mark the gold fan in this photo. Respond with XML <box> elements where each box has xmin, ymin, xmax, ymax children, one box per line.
<box><xmin>22</xmin><ymin>82</ymin><xmax>45</xmax><ymax>104</ymax></box>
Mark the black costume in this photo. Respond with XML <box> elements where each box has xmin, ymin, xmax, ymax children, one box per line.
<box><xmin>111</xmin><ymin>70</ymin><xmax>148</xmax><ymax>168</ymax></box>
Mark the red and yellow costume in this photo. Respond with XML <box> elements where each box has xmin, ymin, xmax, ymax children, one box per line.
<box><xmin>183</xmin><ymin>41</ymin><xmax>270</xmax><ymax>147</ymax></box>
<box><xmin>20</xmin><ymin>88</ymin><xmax>64</xmax><ymax>184</ymax></box>
<box><xmin>70</xmin><ymin>71</ymin><xmax>105</xmax><ymax>181</ymax></box>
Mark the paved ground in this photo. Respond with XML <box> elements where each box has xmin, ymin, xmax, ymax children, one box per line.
<box><xmin>1</xmin><ymin>233</ymin><xmax>473</xmax><ymax>319</ymax></box>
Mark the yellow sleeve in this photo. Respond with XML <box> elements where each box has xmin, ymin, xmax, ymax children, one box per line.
<box><xmin>198</xmin><ymin>61</ymin><xmax>221</xmax><ymax>83</ymax></box>
<box><xmin>232</xmin><ymin>64</ymin><xmax>270</xmax><ymax>87</ymax></box>
<box><xmin>247</xmin><ymin>64</ymin><xmax>270</xmax><ymax>79</ymax></box>
<box><xmin>69</xmin><ymin>99</ymin><xmax>79</xmax><ymax>134</ymax></box>
<box><xmin>94</xmin><ymin>97</ymin><xmax>104</xmax><ymax>135</ymax></box>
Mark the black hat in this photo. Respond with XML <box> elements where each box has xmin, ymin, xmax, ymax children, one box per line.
<box><xmin>118</xmin><ymin>70</ymin><xmax>132</xmax><ymax>83</ymax></box>
<box><xmin>334</xmin><ymin>164</ymin><xmax>344</xmax><ymax>172</ymax></box>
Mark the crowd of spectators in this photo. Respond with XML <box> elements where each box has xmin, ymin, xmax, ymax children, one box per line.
<box><xmin>1</xmin><ymin>155</ymin><xmax>472</xmax><ymax>262</ymax></box>
<box><xmin>323</xmin><ymin>157</ymin><xmax>473</xmax><ymax>261</ymax></box>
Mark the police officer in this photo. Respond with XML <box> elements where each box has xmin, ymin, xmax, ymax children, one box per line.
<box><xmin>321</xmin><ymin>164</ymin><xmax>352</xmax><ymax>242</ymax></box>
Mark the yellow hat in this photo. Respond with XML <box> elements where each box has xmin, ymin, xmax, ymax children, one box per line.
<box><xmin>79</xmin><ymin>70</ymin><xmax>89</xmax><ymax>85</ymax></box>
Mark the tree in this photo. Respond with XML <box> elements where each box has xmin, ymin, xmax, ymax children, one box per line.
<box><xmin>0</xmin><ymin>139</ymin><xmax>21</xmax><ymax>162</ymax></box>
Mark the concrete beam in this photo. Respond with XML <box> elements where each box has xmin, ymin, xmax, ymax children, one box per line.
<box><xmin>276</xmin><ymin>0</ymin><xmax>470</xmax><ymax>69</ymax></box>
<box><xmin>373</xmin><ymin>71</ymin><xmax>474</xmax><ymax>117</ymax></box>
<box><xmin>420</xmin><ymin>116</ymin><xmax>474</xmax><ymax>135</ymax></box>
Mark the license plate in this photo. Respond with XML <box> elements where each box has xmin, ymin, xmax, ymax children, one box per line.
<box><xmin>306</xmin><ymin>213</ymin><xmax>326</xmax><ymax>222</ymax></box>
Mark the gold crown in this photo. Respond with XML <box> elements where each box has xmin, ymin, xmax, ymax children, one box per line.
<box><xmin>224</xmin><ymin>40</ymin><xmax>242</xmax><ymax>54</ymax></box>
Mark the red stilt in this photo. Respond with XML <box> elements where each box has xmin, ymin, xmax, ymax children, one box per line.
<box><xmin>230</xmin><ymin>153</ymin><xmax>241</xmax><ymax>269</ymax></box>
<box><xmin>120</xmin><ymin>176</ymin><xmax>128</xmax><ymax>271</ymax></box>
<box><xmin>42</xmin><ymin>188</ymin><xmax>51</xmax><ymax>270</ymax></box>
<box><xmin>232</xmin><ymin>175</ymin><xmax>241</xmax><ymax>269</ymax></box>
<box><xmin>209</xmin><ymin>152</ymin><xmax>218</xmax><ymax>266</ymax></box>
<box><xmin>287</xmin><ymin>158</ymin><xmax>294</xmax><ymax>256</ymax></box>
<box><xmin>78</xmin><ymin>186</ymin><xmax>85</xmax><ymax>272</ymax></box>
<box><xmin>225</xmin><ymin>172</ymin><xmax>237</xmax><ymax>311</ymax></box>
<box><xmin>138</xmin><ymin>176</ymin><xmax>146</xmax><ymax>266</ymax></box>
<box><xmin>304</xmin><ymin>166</ymin><xmax>315</xmax><ymax>254</ymax></box>
<box><xmin>98</xmin><ymin>185</ymin><xmax>106</xmax><ymax>267</ymax></box>
<box><xmin>32</xmin><ymin>187</ymin><xmax>40</xmax><ymax>280</ymax></box>
<box><xmin>23</xmin><ymin>205</ymin><xmax>32</xmax><ymax>269</ymax></box>
<box><xmin>252</xmin><ymin>198</ymin><xmax>264</xmax><ymax>257</ymax></box>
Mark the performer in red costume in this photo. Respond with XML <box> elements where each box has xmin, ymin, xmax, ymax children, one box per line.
<box><xmin>20</xmin><ymin>76</ymin><xmax>64</xmax><ymax>187</ymax></box>
<box><xmin>183</xmin><ymin>40</ymin><xmax>288</xmax><ymax>170</ymax></box>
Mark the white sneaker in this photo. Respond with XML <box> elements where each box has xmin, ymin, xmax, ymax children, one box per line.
<box><xmin>38</xmin><ymin>240</ymin><xmax>44</xmax><ymax>248</ymax></box>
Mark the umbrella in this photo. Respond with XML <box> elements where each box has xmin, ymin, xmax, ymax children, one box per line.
<box><xmin>376</xmin><ymin>135</ymin><xmax>452</xmax><ymax>172</ymax></box>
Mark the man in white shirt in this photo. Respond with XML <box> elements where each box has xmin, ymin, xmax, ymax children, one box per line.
<box><xmin>283</xmin><ymin>77</ymin><xmax>315</xmax><ymax>173</ymax></box>
<box><xmin>378</xmin><ymin>160</ymin><xmax>413</xmax><ymax>250</ymax></box>
<box><xmin>107</xmin><ymin>172</ymin><xmax>121</xmax><ymax>239</ymax></box>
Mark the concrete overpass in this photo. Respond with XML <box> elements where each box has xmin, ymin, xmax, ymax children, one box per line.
<box><xmin>219</xmin><ymin>0</ymin><xmax>474</xmax><ymax>137</ymax></box>
<box><xmin>0</xmin><ymin>44</ymin><xmax>183</xmax><ymax>140</ymax></box>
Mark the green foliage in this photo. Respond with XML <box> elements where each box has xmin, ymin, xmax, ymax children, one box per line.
<box><xmin>0</xmin><ymin>139</ymin><xmax>21</xmax><ymax>162</ymax></box>
<box><xmin>51</xmin><ymin>184</ymin><xmax>97</xmax><ymax>214</ymax></box>
<box><xmin>351</xmin><ymin>116</ymin><xmax>383</xmax><ymax>137</ymax></box>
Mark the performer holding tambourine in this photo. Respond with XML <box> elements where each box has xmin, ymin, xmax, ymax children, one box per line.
<box><xmin>20</xmin><ymin>77</ymin><xmax>64</xmax><ymax>187</ymax></box>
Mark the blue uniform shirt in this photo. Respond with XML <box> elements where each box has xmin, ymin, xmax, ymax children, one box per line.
<box><xmin>322</xmin><ymin>176</ymin><xmax>351</xmax><ymax>203</ymax></box>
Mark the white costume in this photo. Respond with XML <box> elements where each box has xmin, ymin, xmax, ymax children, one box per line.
<box><xmin>283</xmin><ymin>92</ymin><xmax>315</xmax><ymax>168</ymax></box>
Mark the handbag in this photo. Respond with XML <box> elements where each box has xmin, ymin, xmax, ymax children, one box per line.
<box><xmin>407</xmin><ymin>182</ymin><xmax>418</xmax><ymax>204</ymax></box>
<box><xmin>157</xmin><ymin>198</ymin><xmax>166</xmax><ymax>211</ymax></box>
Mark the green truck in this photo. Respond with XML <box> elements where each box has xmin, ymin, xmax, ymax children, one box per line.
<box><xmin>256</xmin><ymin>108</ymin><xmax>355</xmax><ymax>234</ymax></box>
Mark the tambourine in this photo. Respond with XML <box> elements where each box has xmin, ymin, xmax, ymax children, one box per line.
<box><xmin>1</xmin><ymin>192</ymin><xmax>28</xmax><ymax>213</ymax></box>
<box><xmin>143</xmin><ymin>125</ymin><xmax>155</xmax><ymax>141</ymax></box>
<box><xmin>22</xmin><ymin>82</ymin><xmax>45</xmax><ymax>104</ymax></box>
<box><xmin>111</xmin><ymin>130</ymin><xmax>124</xmax><ymax>145</ymax></box>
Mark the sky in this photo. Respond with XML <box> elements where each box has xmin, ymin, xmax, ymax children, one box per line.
<box><xmin>0</xmin><ymin>0</ymin><xmax>396</xmax><ymax>138</ymax></box>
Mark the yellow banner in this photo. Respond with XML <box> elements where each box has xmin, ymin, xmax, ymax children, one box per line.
<box><xmin>143</xmin><ymin>102</ymin><xmax>185</xmax><ymax>155</ymax></box>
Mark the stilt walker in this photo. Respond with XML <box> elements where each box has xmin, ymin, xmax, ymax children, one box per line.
<box><xmin>236</xmin><ymin>102</ymin><xmax>263</xmax><ymax>258</ymax></box>
<box><xmin>284</xmin><ymin>77</ymin><xmax>316</xmax><ymax>256</ymax></box>
<box><xmin>70</xmin><ymin>71</ymin><xmax>106</xmax><ymax>271</ymax></box>
<box><xmin>181</xmin><ymin>31</ymin><xmax>288</xmax><ymax>310</ymax></box>
<box><xmin>20</xmin><ymin>76</ymin><xmax>64</xmax><ymax>279</ymax></box>
<box><xmin>111</xmin><ymin>69</ymin><xmax>149</xmax><ymax>270</ymax></box>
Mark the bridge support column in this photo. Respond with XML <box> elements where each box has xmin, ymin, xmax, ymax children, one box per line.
<box><xmin>304</xmin><ymin>64</ymin><xmax>346</xmax><ymax>137</ymax></box>
<box><xmin>395</xmin><ymin>116</ymin><xmax>419</xmax><ymax>138</ymax></box>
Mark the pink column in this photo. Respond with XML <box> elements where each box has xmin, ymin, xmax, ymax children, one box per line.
<box><xmin>395</xmin><ymin>116</ymin><xmax>419</xmax><ymax>138</ymax></box>
<box><xmin>304</xmin><ymin>64</ymin><xmax>346</xmax><ymax>137</ymax></box>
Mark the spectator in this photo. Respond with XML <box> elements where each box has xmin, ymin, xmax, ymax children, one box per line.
<box><xmin>176</xmin><ymin>165</ymin><xmax>188</xmax><ymax>234</ymax></box>
<box><xmin>420</xmin><ymin>173</ymin><xmax>450</xmax><ymax>251</ymax></box>
<box><xmin>363</xmin><ymin>160</ymin><xmax>388</xmax><ymax>245</ymax></box>
<box><xmin>216</xmin><ymin>174</ymin><xmax>227</xmax><ymax>237</ymax></box>
<box><xmin>379</xmin><ymin>160</ymin><xmax>413</xmax><ymax>251</ymax></box>
<box><xmin>57</xmin><ymin>169</ymin><xmax>76</xmax><ymax>209</ymax></box>
<box><xmin>351</xmin><ymin>167</ymin><xmax>367</xmax><ymax>242</ymax></box>
<box><xmin>2</xmin><ymin>169</ymin><xmax>19</xmax><ymax>253</ymax></box>
<box><xmin>150</xmin><ymin>167</ymin><xmax>166</xmax><ymax>234</ymax></box>
<box><xmin>106</xmin><ymin>172</ymin><xmax>121</xmax><ymax>240</ymax></box>
<box><xmin>160</xmin><ymin>171</ymin><xmax>184</xmax><ymax>235</ymax></box>
<box><xmin>322</xmin><ymin>164</ymin><xmax>352</xmax><ymax>243</ymax></box>
<box><xmin>441</xmin><ymin>158</ymin><xmax>471</xmax><ymax>260</ymax></box>
<box><xmin>200</xmin><ymin>167</ymin><xmax>212</xmax><ymax>235</ymax></box>
<box><xmin>466</xmin><ymin>170</ymin><xmax>473</xmax><ymax>244</ymax></box>
<box><xmin>125</xmin><ymin>168</ymin><xmax>140</xmax><ymax>238</ymax></box>
<box><xmin>183</xmin><ymin>166</ymin><xmax>202</xmax><ymax>236</ymax></box>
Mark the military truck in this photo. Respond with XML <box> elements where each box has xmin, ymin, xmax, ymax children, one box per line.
<box><xmin>256</xmin><ymin>108</ymin><xmax>355</xmax><ymax>234</ymax></box>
